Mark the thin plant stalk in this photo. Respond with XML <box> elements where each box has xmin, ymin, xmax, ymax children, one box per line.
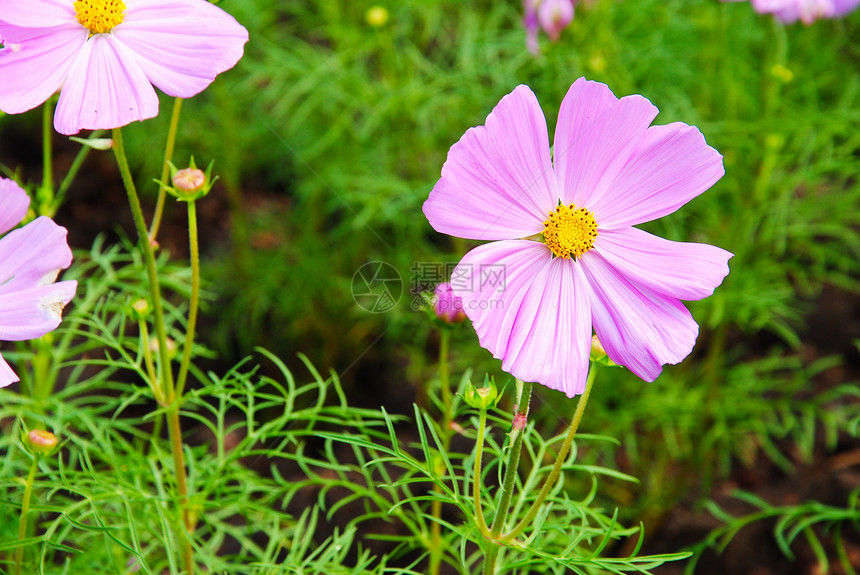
<box><xmin>482</xmin><ymin>380</ymin><xmax>532</xmax><ymax>575</ymax></box>
<box><xmin>174</xmin><ymin>199</ymin><xmax>200</xmax><ymax>398</ymax></box>
<box><xmin>429</xmin><ymin>328</ymin><xmax>452</xmax><ymax>575</ymax></box>
<box><xmin>111</xmin><ymin>128</ymin><xmax>174</xmax><ymax>400</ymax></box>
<box><xmin>14</xmin><ymin>453</ymin><xmax>40</xmax><ymax>575</ymax></box>
<box><xmin>473</xmin><ymin>408</ymin><xmax>491</xmax><ymax>537</ymax></box>
<box><xmin>149</xmin><ymin>97</ymin><xmax>183</xmax><ymax>242</ymax></box>
<box><xmin>42</xmin><ymin>101</ymin><xmax>53</xmax><ymax>197</ymax></box>
<box><xmin>53</xmin><ymin>130</ymin><xmax>105</xmax><ymax>215</ymax></box>
<box><xmin>501</xmin><ymin>366</ymin><xmax>597</xmax><ymax>543</ymax></box>
<box><xmin>112</xmin><ymin>127</ymin><xmax>193</xmax><ymax>574</ymax></box>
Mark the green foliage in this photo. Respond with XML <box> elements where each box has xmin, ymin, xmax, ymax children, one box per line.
<box><xmin>689</xmin><ymin>488</ymin><xmax>860</xmax><ymax>575</ymax></box>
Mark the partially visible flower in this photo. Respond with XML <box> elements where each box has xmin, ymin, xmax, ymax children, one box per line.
<box><xmin>538</xmin><ymin>0</ymin><xmax>575</xmax><ymax>42</ymax></box>
<box><xmin>721</xmin><ymin>0</ymin><xmax>860</xmax><ymax>24</ymax></box>
<box><xmin>523</xmin><ymin>0</ymin><xmax>575</xmax><ymax>54</ymax></box>
<box><xmin>0</xmin><ymin>178</ymin><xmax>77</xmax><ymax>387</ymax></box>
<box><xmin>433</xmin><ymin>282</ymin><xmax>466</xmax><ymax>324</ymax></box>
<box><xmin>0</xmin><ymin>0</ymin><xmax>249</xmax><ymax>135</ymax></box>
<box><xmin>423</xmin><ymin>78</ymin><xmax>732</xmax><ymax>397</ymax></box>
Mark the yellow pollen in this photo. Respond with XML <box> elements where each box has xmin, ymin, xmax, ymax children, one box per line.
<box><xmin>542</xmin><ymin>203</ymin><xmax>598</xmax><ymax>259</ymax></box>
<box><xmin>74</xmin><ymin>0</ymin><xmax>126</xmax><ymax>35</ymax></box>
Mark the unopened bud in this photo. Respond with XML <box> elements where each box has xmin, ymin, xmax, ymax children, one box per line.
<box><xmin>149</xmin><ymin>336</ymin><xmax>178</xmax><ymax>360</ymax></box>
<box><xmin>172</xmin><ymin>168</ymin><xmax>206</xmax><ymax>194</ymax></box>
<box><xmin>589</xmin><ymin>334</ymin><xmax>618</xmax><ymax>367</ymax></box>
<box><xmin>129</xmin><ymin>298</ymin><xmax>150</xmax><ymax>321</ymax></box>
<box><xmin>463</xmin><ymin>375</ymin><xmax>499</xmax><ymax>410</ymax></box>
<box><xmin>366</xmin><ymin>6</ymin><xmax>389</xmax><ymax>27</ymax></box>
<box><xmin>164</xmin><ymin>158</ymin><xmax>217</xmax><ymax>202</ymax></box>
<box><xmin>27</xmin><ymin>429</ymin><xmax>58</xmax><ymax>454</ymax></box>
<box><xmin>433</xmin><ymin>282</ymin><xmax>466</xmax><ymax>325</ymax></box>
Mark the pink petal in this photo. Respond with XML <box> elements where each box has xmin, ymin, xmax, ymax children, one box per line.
<box><xmin>594</xmin><ymin>227</ymin><xmax>732</xmax><ymax>301</ymax></box>
<box><xmin>0</xmin><ymin>280</ymin><xmax>77</xmax><ymax>340</ymax></box>
<box><xmin>0</xmin><ymin>0</ymin><xmax>75</xmax><ymax>28</ymax></box>
<box><xmin>0</xmin><ymin>217</ymin><xmax>73</xmax><ymax>294</ymax></box>
<box><xmin>453</xmin><ymin>240</ymin><xmax>592</xmax><ymax>397</ymax></box>
<box><xmin>553</xmin><ymin>78</ymin><xmax>658</xmax><ymax>211</ymax></box>
<box><xmin>589</xmin><ymin>123</ymin><xmax>725</xmax><ymax>229</ymax></box>
<box><xmin>580</xmin><ymin>251</ymin><xmax>699</xmax><ymax>382</ymax></box>
<box><xmin>0</xmin><ymin>352</ymin><xmax>18</xmax><ymax>387</ymax></box>
<box><xmin>0</xmin><ymin>22</ymin><xmax>85</xmax><ymax>115</ymax></box>
<box><xmin>423</xmin><ymin>85</ymin><xmax>559</xmax><ymax>241</ymax></box>
<box><xmin>54</xmin><ymin>33</ymin><xmax>159</xmax><ymax>135</ymax></box>
<box><xmin>0</xmin><ymin>178</ymin><xmax>30</xmax><ymax>235</ymax></box>
<box><xmin>115</xmin><ymin>0</ymin><xmax>248</xmax><ymax>98</ymax></box>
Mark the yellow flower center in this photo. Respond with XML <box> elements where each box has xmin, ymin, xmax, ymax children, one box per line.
<box><xmin>542</xmin><ymin>203</ymin><xmax>598</xmax><ymax>259</ymax></box>
<box><xmin>74</xmin><ymin>0</ymin><xmax>126</xmax><ymax>35</ymax></box>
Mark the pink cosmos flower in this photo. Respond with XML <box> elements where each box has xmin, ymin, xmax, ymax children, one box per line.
<box><xmin>523</xmin><ymin>0</ymin><xmax>575</xmax><ymax>55</ymax></box>
<box><xmin>0</xmin><ymin>178</ymin><xmax>77</xmax><ymax>387</ymax></box>
<box><xmin>423</xmin><ymin>78</ymin><xmax>732</xmax><ymax>397</ymax></box>
<box><xmin>721</xmin><ymin>0</ymin><xmax>860</xmax><ymax>24</ymax></box>
<box><xmin>0</xmin><ymin>0</ymin><xmax>249</xmax><ymax>135</ymax></box>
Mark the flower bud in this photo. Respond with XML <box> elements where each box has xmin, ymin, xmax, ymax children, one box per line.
<box><xmin>27</xmin><ymin>429</ymin><xmax>58</xmax><ymax>454</ymax></box>
<box><xmin>366</xmin><ymin>6</ymin><xmax>389</xmax><ymax>27</ymax></box>
<box><xmin>589</xmin><ymin>334</ymin><xmax>618</xmax><ymax>367</ymax></box>
<box><xmin>128</xmin><ymin>298</ymin><xmax>150</xmax><ymax>321</ymax></box>
<box><xmin>433</xmin><ymin>282</ymin><xmax>466</xmax><ymax>325</ymax></box>
<box><xmin>463</xmin><ymin>375</ymin><xmax>499</xmax><ymax>410</ymax></box>
<box><xmin>172</xmin><ymin>168</ymin><xmax>206</xmax><ymax>194</ymax></box>
<box><xmin>164</xmin><ymin>158</ymin><xmax>217</xmax><ymax>202</ymax></box>
<box><xmin>149</xmin><ymin>336</ymin><xmax>178</xmax><ymax>360</ymax></box>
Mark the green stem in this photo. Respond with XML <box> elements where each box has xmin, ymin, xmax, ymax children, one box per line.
<box><xmin>112</xmin><ymin>127</ymin><xmax>175</xmax><ymax>401</ymax></box>
<box><xmin>472</xmin><ymin>408</ymin><xmax>491</xmax><ymax>538</ymax></box>
<box><xmin>14</xmin><ymin>453</ymin><xmax>40</xmax><ymax>575</ymax></box>
<box><xmin>483</xmin><ymin>380</ymin><xmax>532</xmax><ymax>575</ymax></box>
<box><xmin>113</xmin><ymin>127</ymin><xmax>191</xmax><ymax>573</ymax></box>
<box><xmin>438</xmin><ymin>329</ymin><xmax>452</xmax><ymax>441</ymax></box>
<box><xmin>42</xmin><ymin>102</ymin><xmax>53</xmax><ymax>196</ymax></box>
<box><xmin>174</xmin><ymin>200</ymin><xmax>199</xmax><ymax>398</ymax></box>
<box><xmin>53</xmin><ymin>131</ymin><xmax>105</xmax><ymax>215</ymax></box>
<box><xmin>501</xmin><ymin>367</ymin><xmax>597</xmax><ymax>543</ymax></box>
<box><xmin>149</xmin><ymin>97</ymin><xmax>183</xmax><ymax>242</ymax></box>
<box><xmin>138</xmin><ymin>319</ymin><xmax>160</xmax><ymax>401</ymax></box>
<box><xmin>167</xmin><ymin>405</ymin><xmax>194</xmax><ymax>575</ymax></box>
<box><xmin>429</xmin><ymin>329</ymin><xmax>453</xmax><ymax>575</ymax></box>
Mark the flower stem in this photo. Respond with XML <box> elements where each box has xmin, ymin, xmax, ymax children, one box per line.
<box><xmin>174</xmin><ymin>199</ymin><xmax>199</xmax><ymax>398</ymax></box>
<box><xmin>429</xmin><ymin>329</ymin><xmax>453</xmax><ymax>575</ymax></box>
<box><xmin>112</xmin><ymin>128</ymin><xmax>175</xmax><ymax>400</ymax></box>
<box><xmin>14</xmin><ymin>453</ymin><xmax>40</xmax><ymax>575</ymax></box>
<box><xmin>482</xmin><ymin>380</ymin><xmax>532</xmax><ymax>575</ymax></box>
<box><xmin>501</xmin><ymin>367</ymin><xmax>597</xmax><ymax>543</ymax></box>
<box><xmin>472</xmin><ymin>408</ymin><xmax>491</xmax><ymax>538</ymax></box>
<box><xmin>167</xmin><ymin>404</ymin><xmax>193</xmax><ymax>574</ymax></box>
<box><xmin>42</xmin><ymin>101</ymin><xmax>53</xmax><ymax>197</ymax></box>
<box><xmin>112</xmin><ymin>127</ymin><xmax>192</xmax><ymax>574</ymax></box>
<box><xmin>149</xmin><ymin>97</ymin><xmax>183</xmax><ymax>243</ymax></box>
<box><xmin>54</xmin><ymin>130</ymin><xmax>104</xmax><ymax>215</ymax></box>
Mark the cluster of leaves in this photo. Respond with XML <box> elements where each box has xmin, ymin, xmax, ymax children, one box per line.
<box><xmin>0</xmin><ymin>238</ymin><xmax>695</xmax><ymax>573</ymax></box>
